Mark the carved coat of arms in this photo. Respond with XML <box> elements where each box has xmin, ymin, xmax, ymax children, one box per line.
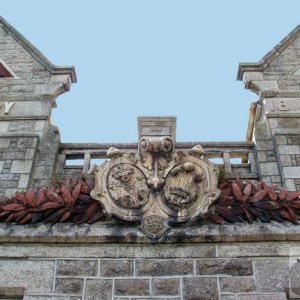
<box><xmin>90</xmin><ymin>117</ymin><xmax>220</xmax><ymax>240</ymax></box>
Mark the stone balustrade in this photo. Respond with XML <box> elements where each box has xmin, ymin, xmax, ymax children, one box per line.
<box><xmin>57</xmin><ymin>141</ymin><xmax>258</xmax><ymax>180</ymax></box>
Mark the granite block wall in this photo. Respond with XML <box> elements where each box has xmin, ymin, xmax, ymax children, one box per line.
<box><xmin>1</xmin><ymin>222</ymin><xmax>299</xmax><ymax>300</ymax></box>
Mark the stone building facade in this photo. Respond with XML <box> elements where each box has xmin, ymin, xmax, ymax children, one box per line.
<box><xmin>1</xmin><ymin>16</ymin><xmax>300</xmax><ymax>300</ymax></box>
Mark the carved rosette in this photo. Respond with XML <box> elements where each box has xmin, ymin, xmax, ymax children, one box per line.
<box><xmin>90</xmin><ymin>119</ymin><xmax>220</xmax><ymax>240</ymax></box>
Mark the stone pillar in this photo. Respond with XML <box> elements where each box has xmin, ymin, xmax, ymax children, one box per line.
<box><xmin>0</xmin><ymin>17</ymin><xmax>76</xmax><ymax>198</ymax></box>
<box><xmin>238</xmin><ymin>25</ymin><xmax>300</xmax><ymax>191</ymax></box>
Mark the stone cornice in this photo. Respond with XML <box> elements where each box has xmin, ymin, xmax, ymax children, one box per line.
<box><xmin>0</xmin><ymin>222</ymin><xmax>299</xmax><ymax>244</ymax></box>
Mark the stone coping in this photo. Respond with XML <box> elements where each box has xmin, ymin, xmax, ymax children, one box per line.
<box><xmin>0</xmin><ymin>221</ymin><xmax>300</xmax><ymax>244</ymax></box>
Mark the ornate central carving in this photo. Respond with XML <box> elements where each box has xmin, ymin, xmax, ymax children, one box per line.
<box><xmin>90</xmin><ymin>117</ymin><xmax>220</xmax><ymax>240</ymax></box>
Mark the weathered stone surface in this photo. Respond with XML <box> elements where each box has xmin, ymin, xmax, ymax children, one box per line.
<box><xmin>17</xmin><ymin>137</ymin><xmax>38</xmax><ymax>148</ymax></box>
<box><xmin>0</xmin><ymin>243</ymin><xmax>117</xmax><ymax>258</ymax></box>
<box><xmin>18</xmin><ymin>173</ymin><xmax>30</xmax><ymax>188</ymax></box>
<box><xmin>257</xmin><ymin>151</ymin><xmax>267</xmax><ymax>162</ymax></box>
<box><xmin>261</xmin><ymin>176</ymin><xmax>272</xmax><ymax>185</ymax></box>
<box><xmin>1</xmin><ymin>101</ymin><xmax>50</xmax><ymax>118</ymax></box>
<box><xmin>280</xmin><ymin>155</ymin><xmax>292</xmax><ymax>166</ymax></box>
<box><xmin>237</xmin><ymin>294</ymin><xmax>287</xmax><ymax>300</ymax></box>
<box><xmin>254</xmin><ymin>260</ymin><xmax>289</xmax><ymax>292</ymax></box>
<box><xmin>56</xmin><ymin>259</ymin><xmax>98</xmax><ymax>276</ymax></box>
<box><xmin>115</xmin><ymin>279</ymin><xmax>149</xmax><ymax>296</ymax></box>
<box><xmin>266</xmin><ymin>150</ymin><xmax>276</xmax><ymax>161</ymax></box>
<box><xmin>183</xmin><ymin>277</ymin><xmax>218</xmax><ymax>300</ymax></box>
<box><xmin>0</xmin><ymin>287</ymin><xmax>24</xmax><ymax>299</ymax></box>
<box><xmin>259</xmin><ymin>162</ymin><xmax>280</xmax><ymax>176</ymax></box>
<box><xmin>275</xmin><ymin>135</ymin><xmax>287</xmax><ymax>145</ymax></box>
<box><xmin>152</xmin><ymin>278</ymin><xmax>180</xmax><ymax>296</ymax></box>
<box><xmin>119</xmin><ymin>244</ymin><xmax>216</xmax><ymax>258</ymax></box>
<box><xmin>255</xmin><ymin>140</ymin><xmax>274</xmax><ymax>151</ymax></box>
<box><xmin>5</xmin><ymin>188</ymin><xmax>18</xmax><ymax>197</ymax></box>
<box><xmin>218</xmin><ymin>243</ymin><xmax>289</xmax><ymax>257</ymax></box>
<box><xmin>0</xmin><ymin>260</ymin><xmax>54</xmax><ymax>293</ymax></box>
<box><xmin>10</xmin><ymin>160</ymin><xmax>32</xmax><ymax>173</ymax></box>
<box><xmin>136</xmin><ymin>259</ymin><xmax>193</xmax><ymax>276</ymax></box>
<box><xmin>121</xmin><ymin>298</ymin><xmax>172</xmax><ymax>300</ymax></box>
<box><xmin>84</xmin><ymin>279</ymin><xmax>113</xmax><ymax>300</ymax></box>
<box><xmin>278</xmin><ymin>118</ymin><xmax>300</xmax><ymax>128</ymax></box>
<box><xmin>283</xmin><ymin>166</ymin><xmax>300</xmax><ymax>178</ymax></box>
<box><xmin>1</xmin><ymin>150</ymin><xmax>25</xmax><ymax>159</ymax></box>
<box><xmin>0</xmin><ymin>173</ymin><xmax>19</xmax><ymax>180</ymax></box>
<box><xmin>33</xmin><ymin>165</ymin><xmax>53</xmax><ymax>179</ymax></box>
<box><xmin>55</xmin><ymin>278</ymin><xmax>83</xmax><ymax>295</ymax></box>
<box><xmin>278</xmin><ymin>145</ymin><xmax>300</xmax><ymax>155</ymax></box>
<box><xmin>25</xmin><ymin>148</ymin><xmax>36</xmax><ymax>159</ymax></box>
<box><xmin>196</xmin><ymin>259</ymin><xmax>253</xmax><ymax>275</ymax></box>
<box><xmin>0</xmin><ymin>180</ymin><xmax>18</xmax><ymax>188</ymax></box>
<box><xmin>220</xmin><ymin>277</ymin><xmax>255</xmax><ymax>293</ymax></box>
<box><xmin>221</xmin><ymin>296</ymin><xmax>236</xmax><ymax>300</ymax></box>
<box><xmin>289</xmin><ymin>135</ymin><xmax>300</xmax><ymax>145</ymax></box>
<box><xmin>0</xmin><ymin>138</ymin><xmax>10</xmax><ymax>148</ymax></box>
<box><xmin>24</xmin><ymin>297</ymin><xmax>69</xmax><ymax>300</ymax></box>
<box><xmin>289</xmin><ymin>262</ymin><xmax>300</xmax><ymax>296</ymax></box>
<box><xmin>1</xmin><ymin>222</ymin><xmax>300</xmax><ymax>244</ymax></box>
<box><xmin>100</xmin><ymin>260</ymin><xmax>133</xmax><ymax>277</ymax></box>
<box><xmin>285</xmin><ymin>178</ymin><xmax>296</xmax><ymax>191</ymax></box>
<box><xmin>34</xmin><ymin>120</ymin><xmax>46</xmax><ymax>132</ymax></box>
<box><xmin>8</xmin><ymin>122</ymin><xmax>36</xmax><ymax>133</ymax></box>
<box><xmin>271</xmin><ymin>175</ymin><xmax>282</xmax><ymax>184</ymax></box>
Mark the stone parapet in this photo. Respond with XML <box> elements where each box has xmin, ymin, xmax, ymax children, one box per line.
<box><xmin>0</xmin><ymin>222</ymin><xmax>297</xmax><ymax>299</ymax></box>
<box><xmin>1</xmin><ymin>221</ymin><xmax>300</xmax><ymax>244</ymax></box>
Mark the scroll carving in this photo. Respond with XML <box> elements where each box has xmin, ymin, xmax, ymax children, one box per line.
<box><xmin>90</xmin><ymin>118</ymin><xmax>220</xmax><ymax>240</ymax></box>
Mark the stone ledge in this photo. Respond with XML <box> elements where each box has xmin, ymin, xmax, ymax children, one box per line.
<box><xmin>0</xmin><ymin>221</ymin><xmax>300</xmax><ymax>244</ymax></box>
<box><xmin>0</xmin><ymin>133</ymin><xmax>39</xmax><ymax>138</ymax></box>
<box><xmin>0</xmin><ymin>287</ymin><xmax>25</xmax><ymax>299</ymax></box>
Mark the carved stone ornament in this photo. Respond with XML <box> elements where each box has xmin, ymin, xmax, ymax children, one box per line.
<box><xmin>90</xmin><ymin>118</ymin><xmax>220</xmax><ymax>240</ymax></box>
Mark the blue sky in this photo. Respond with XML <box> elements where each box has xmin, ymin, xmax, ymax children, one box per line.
<box><xmin>2</xmin><ymin>1</ymin><xmax>300</xmax><ymax>143</ymax></box>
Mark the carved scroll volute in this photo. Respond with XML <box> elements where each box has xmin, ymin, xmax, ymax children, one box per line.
<box><xmin>139</xmin><ymin>136</ymin><xmax>174</xmax><ymax>190</ymax></box>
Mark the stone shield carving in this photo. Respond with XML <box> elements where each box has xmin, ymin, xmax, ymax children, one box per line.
<box><xmin>90</xmin><ymin>141</ymin><xmax>220</xmax><ymax>240</ymax></box>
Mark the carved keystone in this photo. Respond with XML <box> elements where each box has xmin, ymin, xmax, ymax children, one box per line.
<box><xmin>90</xmin><ymin>117</ymin><xmax>220</xmax><ymax>240</ymax></box>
